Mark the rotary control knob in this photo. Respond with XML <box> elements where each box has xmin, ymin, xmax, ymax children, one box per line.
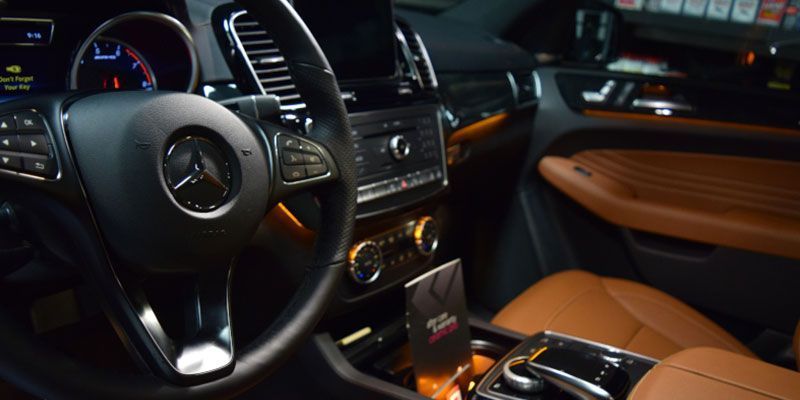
<box><xmin>502</xmin><ymin>356</ymin><xmax>545</xmax><ymax>394</ymax></box>
<box><xmin>413</xmin><ymin>216</ymin><xmax>439</xmax><ymax>256</ymax></box>
<box><xmin>348</xmin><ymin>241</ymin><xmax>383</xmax><ymax>285</ymax></box>
<box><xmin>388</xmin><ymin>135</ymin><xmax>410</xmax><ymax>161</ymax></box>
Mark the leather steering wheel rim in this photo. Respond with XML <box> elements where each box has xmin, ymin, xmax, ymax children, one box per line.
<box><xmin>0</xmin><ymin>0</ymin><xmax>356</xmax><ymax>398</ymax></box>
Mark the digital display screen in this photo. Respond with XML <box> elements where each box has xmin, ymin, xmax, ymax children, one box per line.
<box><xmin>293</xmin><ymin>0</ymin><xmax>398</xmax><ymax>82</ymax></box>
<box><xmin>0</xmin><ymin>49</ymin><xmax>62</xmax><ymax>103</ymax></box>
<box><xmin>0</xmin><ymin>18</ymin><xmax>53</xmax><ymax>46</ymax></box>
<box><xmin>0</xmin><ymin>18</ymin><xmax>57</xmax><ymax>103</ymax></box>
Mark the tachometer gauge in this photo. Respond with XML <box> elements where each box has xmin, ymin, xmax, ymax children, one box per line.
<box><xmin>74</xmin><ymin>38</ymin><xmax>156</xmax><ymax>91</ymax></box>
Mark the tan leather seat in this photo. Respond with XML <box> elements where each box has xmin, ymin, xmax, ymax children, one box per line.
<box><xmin>794</xmin><ymin>320</ymin><xmax>800</xmax><ymax>371</ymax></box>
<box><xmin>492</xmin><ymin>270</ymin><xmax>755</xmax><ymax>360</ymax></box>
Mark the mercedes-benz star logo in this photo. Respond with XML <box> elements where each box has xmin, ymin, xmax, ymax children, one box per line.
<box><xmin>164</xmin><ymin>137</ymin><xmax>232</xmax><ymax>212</ymax></box>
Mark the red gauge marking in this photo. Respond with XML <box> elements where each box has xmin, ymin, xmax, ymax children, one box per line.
<box><xmin>125</xmin><ymin>48</ymin><xmax>153</xmax><ymax>86</ymax></box>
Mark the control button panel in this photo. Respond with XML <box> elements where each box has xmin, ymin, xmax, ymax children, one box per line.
<box><xmin>345</xmin><ymin>216</ymin><xmax>439</xmax><ymax>285</ymax></box>
<box><xmin>0</xmin><ymin>111</ymin><xmax>58</xmax><ymax>179</ymax></box>
<box><xmin>276</xmin><ymin>134</ymin><xmax>329</xmax><ymax>182</ymax></box>
<box><xmin>356</xmin><ymin>166</ymin><xmax>443</xmax><ymax>203</ymax></box>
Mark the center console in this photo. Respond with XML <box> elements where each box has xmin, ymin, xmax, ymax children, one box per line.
<box><xmin>475</xmin><ymin>332</ymin><xmax>657</xmax><ymax>400</ymax></box>
<box><xmin>350</xmin><ymin>104</ymin><xmax>448</xmax><ymax>218</ymax></box>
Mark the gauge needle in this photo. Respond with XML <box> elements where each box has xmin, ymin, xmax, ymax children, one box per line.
<box><xmin>113</xmin><ymin>76</ymin><xmax>120</xmax><ymax>89</ymax></box>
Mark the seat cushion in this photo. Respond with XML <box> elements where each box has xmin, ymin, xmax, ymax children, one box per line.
<box><xmin>491</xmin><ymin>270</ymin><xmax>755</xmax><ymax>360</ymax></box>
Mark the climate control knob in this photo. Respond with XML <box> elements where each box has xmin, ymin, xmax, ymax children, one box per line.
<box><xmin>348</xmin><ymin>241</ymin><xmax>383</xmax><ymax>285</ymax></box>
<box><xmin>413</xmin><ymin>216</ymin><xmax>439</xmax><ymax>256</ymax></box>
<box><xmin>388</xmin><ymin>135</ymin><xmax>410</xmax><ymax>161</ymax></box>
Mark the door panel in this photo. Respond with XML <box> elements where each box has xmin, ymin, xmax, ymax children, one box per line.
<box><xmin>507</xmin><ymin>66</ymin><xmax>800</xmax><ymax>335</ymax></box>
<box><xmin>539</xmin><ymin>150</ymin><xmax>800</xmax><ymax>260</ymax></box>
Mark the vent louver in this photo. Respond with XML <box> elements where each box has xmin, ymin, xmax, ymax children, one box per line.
<box><xmin>230</xmin><ymin>11</ymin><xmax>304</xmax><ymax>109</ymax></box>
<box><xmin>397</xmin><ymin>20</ymin><xmax>437</xmax><ymax>90</ymax></box>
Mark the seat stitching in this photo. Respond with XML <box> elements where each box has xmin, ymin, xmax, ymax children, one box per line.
<box><xmin>664</xmin><ymin>365</ymin><xmax>784</xmax><ymax>400</ymax></box>
<box><xmin>604</xmin><ymin>287</ymin><xmax>744</xmax><ymax>353</ymax></box>
<box><xmin>542</xmin><ymin>287</ymin><xmax>603</xmax><ymax>330</ymax></box>
<box><xmin>624</xmin><ymin>325</ymin><xmax>646</xmax><ymax>349</ymax></box>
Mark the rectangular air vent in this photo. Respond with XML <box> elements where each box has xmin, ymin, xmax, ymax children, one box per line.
<box><xmin>229</xmin><ymin>11</ymin><xmax>304</xmax><ymax>110</ymax></box>
<box><xmin>397</xmin><ymin>20</ymin><xmax>438</xmax><ymax>90</ymax></box>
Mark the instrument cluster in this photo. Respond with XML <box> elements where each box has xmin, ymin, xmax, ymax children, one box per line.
<box><xmin>0</xmin><ymin>10</ymin><xmax>198</xmax><ymax>103</ymax></box>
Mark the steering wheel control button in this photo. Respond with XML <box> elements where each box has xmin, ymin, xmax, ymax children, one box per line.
<box><xmin>22</xmin><ymin>156</ymin><xmax>55</xmax><ymax>177</ymax></box>
<box><xmin>0</xmin><ymin>134</ymin><xmax>19</xmax><ymax>151</ymax></box>
<box><xmin>303</xmin><ymin>153</ymin><xmax>322</xmax><ymax>165</ymax></box>
<box><xmin>0</xmin><ymin>115</ymin><xmax>15</xmax><ymax>132</ymax></box>
<box><xmin>19</xmin><ymin>134</ymin><xmax>49</xmax><ymax>155</ymax></box>
<box><xmin>0</xmin><ymin>155</ymin><xmax>22</xmax><ymax>171</ymax></box>
<box><xmin>275</xmin><ymin>134</ymin><xmax>330</xmax><ymax>182</ymax></box>
<box><xmin>14</xmin><ymin>112</ymin><xmax>46</xmax><ymax>132</ymax></box>
<box><xmin>164</xmin><ymin>137</ymin><xmax>232</xmax><ymax>212</ymax></box>
<box><xmin>282</xmin><ymin>150</ymin><xmax>304</xmax><ymax>165</ymax></box>
<box><xmin>306</xmin><ymin>163</ymin><xmax>328</xmax><ymax>178</ymax></box>
<box><xmin>278</xmin><ymin>135</ymin><xmax>301</xmax><ymax>150</ymax></box>
<box><xmin>282</xmin><ymin>165</ymin><xmax>307</xmax><ymax>181</ymax></box>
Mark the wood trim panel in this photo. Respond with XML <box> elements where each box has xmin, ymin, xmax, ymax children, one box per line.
<box><xmin>539</xmin><ymin>150</ymin><xmax>800</xmax><ymax>260</ymax></box>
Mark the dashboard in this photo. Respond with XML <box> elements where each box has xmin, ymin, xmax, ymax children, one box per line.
<box><xmin>0</xmin><ymin>0</ymin><xmax>536</xmax><ymax>310</ymax></box>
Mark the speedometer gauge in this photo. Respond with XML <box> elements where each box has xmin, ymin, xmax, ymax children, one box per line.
<box><xmin>74</xmin><ymin>38</ymin><xmax>156</xmax><ymax>91</ymax></box>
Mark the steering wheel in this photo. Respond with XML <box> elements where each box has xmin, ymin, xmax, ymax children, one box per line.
<box><xmin>0</xmin><ymin>0</ymin><xmax>355</xmax><ymax>398</ymax></box>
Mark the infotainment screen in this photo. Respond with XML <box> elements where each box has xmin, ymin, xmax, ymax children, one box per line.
<box><xmin>292</xmin><ymin>0</ymin><xmax>398</xmax><ymax>82</ymax></box>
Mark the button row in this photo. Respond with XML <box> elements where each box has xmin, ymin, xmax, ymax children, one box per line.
<box><xmin>277</xmin><ymin>134</ymin><xmax>329</xmax><ymax>182</ymax></box>
<box><xmin>0</xmin><ymin>154</ymin><xmax>56</xmax><ymax>176</ymax></box>
<box><xmin>0</xmin><ymin>111</ymin><xmax>57</xmax><ymax>179</ymax></box>
<box><xmin>0</xmin><ymin>111</ymin><xmax>47</xmax><ymax>133</ymax></box>
<box><xmin>357</xmin><ymin>167</ymin><xmax>443</xmax><ymax>204</ymax></box>
<box><xmin>0</xmin><ymin>133</ymin><xmax>50</xmax><ymax>155</ymax></box>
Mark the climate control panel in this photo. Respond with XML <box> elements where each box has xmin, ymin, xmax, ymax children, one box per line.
<box><xmin>347</xmin><ymin>216</ymin><xmax>439</xmax><ymax>285</ymax></box>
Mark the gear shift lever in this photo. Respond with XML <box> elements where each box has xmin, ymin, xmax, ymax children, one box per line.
<box><xmin>525</xmin><ymin>346</ymin><xmax>630</xmax><ymax>400</ymax></box>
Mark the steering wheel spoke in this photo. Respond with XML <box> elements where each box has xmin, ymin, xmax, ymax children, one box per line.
<box><xmin>114</xmin><ymin>264</ymin><xmax>235</xmax><ymax>383</ymax></box>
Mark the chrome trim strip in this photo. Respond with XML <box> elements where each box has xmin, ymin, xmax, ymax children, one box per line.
<box><xmin>506</xmin><ymin>71</ymin><xmax>519</xmax><ymax>105</ymax></box>
<box><xmin>528</xmin><ymin>361</ymin><xmax>612</xmax><ymax>400</ymax></box>
<box><xmin>394</xmin><ymin>24</ymin><xmax>422</xmax><ymax>88</ymax></box>
<box><xmin>410</xmin><ymin>28</ymin><xmax>439</xmax><ymax>89</ymax></box>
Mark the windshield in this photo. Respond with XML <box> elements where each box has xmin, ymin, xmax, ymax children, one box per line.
<box><xmin>606</xmin><ymin>0</ymin><xmax>800</xmax><ymax>92</ymax></box>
